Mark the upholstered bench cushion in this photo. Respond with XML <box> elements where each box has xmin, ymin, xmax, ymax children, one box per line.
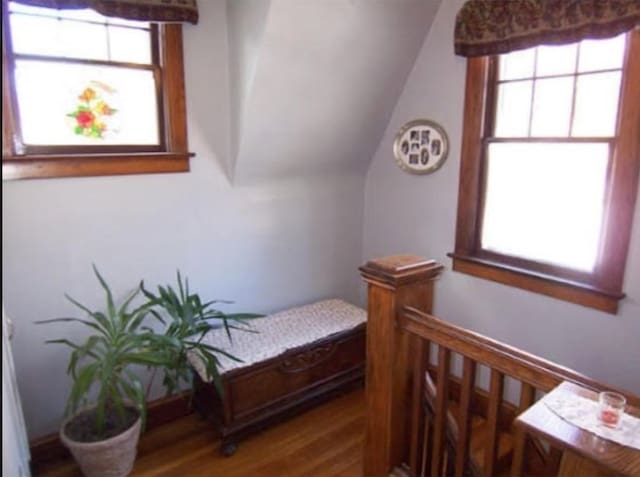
<box><xmin>189</xmin><ymin>298</ymin><xmax>366</xmax><ymax>380</ymax></box>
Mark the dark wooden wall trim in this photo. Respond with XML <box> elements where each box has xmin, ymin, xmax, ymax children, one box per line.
<box><xmin>29</xmin><ymin>391</ymin><xmax>193</xmax><ymax>473</ymax></box>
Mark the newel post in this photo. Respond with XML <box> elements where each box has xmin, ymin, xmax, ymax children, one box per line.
<box><xmin>360</xmin><ymin>255</ymin><xmax>444</xmax><ymax>477</ymax></box>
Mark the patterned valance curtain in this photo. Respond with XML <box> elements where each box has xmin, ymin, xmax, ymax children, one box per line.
<box><xmin>11</xmin><ymin>0</ymin><xmax>198</xmax><ymax>24</ymax></box>
<box><xmin>455</xmin><ymin>0</ymin><xmax>640</xmax><ymax>57</ymax></box>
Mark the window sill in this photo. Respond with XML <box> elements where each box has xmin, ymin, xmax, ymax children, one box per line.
<box><xmin>2</xmin><ymin>152</ymin><xmax>194</xmax><ymax>180</ymax></box>
<box><xmin>448</xmin><ymin>253</ymin><xmax>625</xmax><ymax>314</ymax></box>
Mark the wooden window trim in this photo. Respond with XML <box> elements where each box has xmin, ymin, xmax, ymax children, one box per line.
<box><xmin>1</xmin><ymin>3</ymin><xmax>192</xmax><ymax>180</ymax></box>
<box><xmin>450</xmin><ymin>30</ymin><xmax>640</xmax><ymax>314</ymax></box>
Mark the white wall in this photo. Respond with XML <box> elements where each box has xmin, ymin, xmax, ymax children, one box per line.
<box><xmin>2</xmin><ymin>1</ymin><xmax>365</xmax><ymax>439</ymax></box>
<box><xmin>232</xmin><ymin>0</ymin><xmax>441</xmax><ymax>183</ymax></box>
<box><xmin>227</xmin><ymin>0</ymin><xmax>271</xmax><ymax>173</ymax></box>
<box><xmin>363</xmin><ymin>0</ymin><xmax>640</xmax><ymax>395</ymax></box>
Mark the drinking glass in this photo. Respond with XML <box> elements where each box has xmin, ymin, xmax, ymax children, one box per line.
<box><xmin>598</xmin><ymin>391</ymin><xmax>626</xmax><ymax>429</ymax></box>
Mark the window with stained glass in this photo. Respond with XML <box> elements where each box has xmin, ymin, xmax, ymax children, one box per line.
<box><xmin>7</xmin><ymin>2</ymin><xmax>160</xmax><ymax>150</ymax></box>
<box><xmin>2</xmin><ymin>0</ymin><xmax>191</xmax><ymax>179</ymax></box>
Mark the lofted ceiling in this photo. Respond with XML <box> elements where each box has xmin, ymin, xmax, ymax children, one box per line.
<box><xmin>226</xmin><ymin>0</ymin><xmax>442</xmax><ymax>183</ymax></box>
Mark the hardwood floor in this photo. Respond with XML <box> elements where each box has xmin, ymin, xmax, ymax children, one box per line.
<box><xmin>35</xmin><ymin>389</ymin><xmax>365</xmax><ymax>477</ymax></box>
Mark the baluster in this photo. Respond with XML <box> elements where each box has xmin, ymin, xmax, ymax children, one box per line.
<box><xmin>430</xmin><ymin>346</ymin><xmax>451</xmax><ymax>477</ymax></box>
<box><xmin>421</xmin><ymin>406</ymin><xmax>433</xmax><ymax>477</ymax></box>
<box><xmin>484</xmin><ymin>369</ymin><xmax>504</xmax><ymax>477</ymax></box>
<box><xmin>510</xmin><ymin>382</ymin><xmax>534</xmax><ymax>477</ymax></box>
<box><xmin>409</xmin><ymin>338</ymin><xmax>430</xmax><ymax>476</ymax></box>
<box><xmin>545</xmin><ymin>447</ymin><xmax>563</xmax><ymax>475</ymax></box>
<box><xmin>454</xmin><ymin>357</ymin><xmax>476</xmax><ymax>477</ymax></box>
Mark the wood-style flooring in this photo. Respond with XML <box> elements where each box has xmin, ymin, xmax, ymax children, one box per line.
<box><xmin>35</xmin><ymin>389</ymin><xmax>365</xmax><ymax>477</ymax></box>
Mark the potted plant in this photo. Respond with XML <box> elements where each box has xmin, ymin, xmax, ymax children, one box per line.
<box><xmin>38</xmin><ymin>267</ymin><xmax>259</xmax><ymax>477</ymax></box>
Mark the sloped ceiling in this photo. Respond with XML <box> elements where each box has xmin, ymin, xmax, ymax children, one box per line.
<box><xmin>227</xmin><ymin>0</ymin><xmax>442</xmax><ymax>182</ymax></box>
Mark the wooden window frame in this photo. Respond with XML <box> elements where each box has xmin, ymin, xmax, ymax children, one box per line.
<box><xmin>450</xmin><ymin>29</ymin><xmax>640</xmax><ymax>314</ymax></box>
<box><xmin>1</xmin><ymin>1</ymin><xmax>193</xmax><ymax>180</ymax></box>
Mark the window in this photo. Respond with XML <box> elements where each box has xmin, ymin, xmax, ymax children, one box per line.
<box><xmin>2</xmin><ymin>1</ymin><xmax>191</xmax><ymax>179</ymax></box>
<box><xmin>451</xmin><ymin>30</ymin><xmax>640</xmax><ymax>314</ymax></box>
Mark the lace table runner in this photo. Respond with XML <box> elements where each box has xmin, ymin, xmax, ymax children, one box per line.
<box><xmin>544</xmin><ymin>390</ymin><xmax>640</xmax><ymax>450</ymax></box>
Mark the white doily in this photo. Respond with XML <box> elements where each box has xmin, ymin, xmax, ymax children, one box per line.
<box><xmin>188</xmin><ymin>298</ymin><xmax>366</xmax><ymax>379</ymax></box>
<box><xmin>544</xmin><ymin>392</ymin><xmax>640</xmax><ymax>450</ymax></box>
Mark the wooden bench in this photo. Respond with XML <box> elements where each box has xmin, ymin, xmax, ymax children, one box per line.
<box><xmin>190</xmin><ymin>299</ymin><xmax>366</xmax><ymax>456</ymax></box>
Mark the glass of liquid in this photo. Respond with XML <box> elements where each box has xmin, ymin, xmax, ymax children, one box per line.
<box><xmin>598</xmin><ymin>391</ymin><xmax>626</xmax><ymax>429</ymax></box>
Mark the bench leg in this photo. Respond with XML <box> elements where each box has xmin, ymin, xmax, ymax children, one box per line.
<box><xmin>195</xmin><ymin>405</ymin><xmax>208</xmax><ymax>421</ymax></box>
<box><xmin>221</xmin><ymin>441</ymin><xmax>238</xmax><ymax>457</ymax></box>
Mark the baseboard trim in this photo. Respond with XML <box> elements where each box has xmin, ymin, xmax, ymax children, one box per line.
<box><xmin>29</xmin><ymin>391</ymin><xmax>193</xmax><ymax>472</ymax></box>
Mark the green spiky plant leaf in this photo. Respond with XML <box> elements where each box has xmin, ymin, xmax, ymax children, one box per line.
<box><xmin>141</xmin><ymin>271</ymin><xmax>262</xmax><ymax>396</ymax></box>
<box><xmin>36</xmin><ymin>266</ymin><xmax>161</xmax><ymax>439</ymax></box>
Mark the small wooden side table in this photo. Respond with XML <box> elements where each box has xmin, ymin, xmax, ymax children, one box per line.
<box><xmin>513</xmin><ymin>381</ymin><xmax>640</xmax><ymax>477</ymax></box>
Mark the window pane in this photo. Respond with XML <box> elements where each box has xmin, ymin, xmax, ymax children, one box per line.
<box><xmin>481</xmin><ymin>142</ymin><xmax>608</xmax><ymax>271</ymax></box>
<box><xmin>8</xmin><ymin>1</ymin><xmax>58</xmax><ymax>16</ymax></box>
<box><xmin>56</xmin><ymin>8</ymin><xmax>113</xmax><ymax>23</ymax></box>
<box><xmin>499</xmin><ymin>48</ymin><xmax>535</xmax><ymax>80</ymax></box>
<box><xmin>15</xmin><ymin>60</ymin><xmax>159</xmax><ymax>146</ymax></box>
<box><xmin>58</xmin><ymin>19</ymin><xmax>109</xmax><ymax>61</ymax></box>
<box><xmin>530</xmin><ymin>77</ymin><xmax>573</xmax><ymax>137</ymax></box>
<box><xmin>578</xmin><ymin>34</ymin><xmax>626</xmax><ymax>73</ymax></box>
<box><xmin>53</xmin><ymin>6</ymin><xmax>149</xmax><ymax>28</ymax></box>
<box><xmin>494</xmin><ymin>81</ymin><xmax>532</xmax><ymax>137</ymax></box>
<box><xmin>108</xmin><ymin>25</ymin><xmax>152</xmax><ymax>64</ymax></box>
<box><xmin>9</xmin><ymin>14</ymin><xmax>61</xmax><ymax>57</ymax></box>
<box><xmin>10</xmin><ymin>1</ymin><xmax>110</xmax><ymax>23</ymax></box>
<box><xmin>536</xmin><ymin>43</ymin><xmax>577</xmax><ymax>77</ymax></box>
<box><xmin>9</xmin><ymin>14</ymin><xmax>109</xmax><ymax>61</ymax></box>
<box><xmin>572</xmin><ymin>72</ymin><xmax>621</xmax><ymax>137</ymax></box>
<box><xmin>9</xmin><ymin>3</ymin><xmax>150</xmax><ymax>63</ymax></box>
<box><xmin>106</xmin><ymin>18</ymin><xmax>150</xmax><ymax>28</ymax></box>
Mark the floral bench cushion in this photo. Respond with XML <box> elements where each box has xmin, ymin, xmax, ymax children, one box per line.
<box><xmin>189</xmin><ymin>298</ymin><xmax>366</xmax><ymax>379</ymax></box>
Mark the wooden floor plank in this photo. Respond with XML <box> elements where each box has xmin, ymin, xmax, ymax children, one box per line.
<box><xmin>303</xmin><ymin>437</ymin><xmax>364</xmax><ymax>477</ymax></box>
<box><xmin>247</xmin><ymin>416</ymin><xmax>364</xmax><ymax>477</ymax></box>
<box><xmin>35</xmin><ymin>389</ymin><xmax>365</xmax><ymax>477</ymax></box>
<box><xmin>192</xmin><ymin>391</ymin><xmax>364</xmax><ymax>477</ymax></box>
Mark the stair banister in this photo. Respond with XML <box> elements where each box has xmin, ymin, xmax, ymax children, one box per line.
<box><xmin>359</xmin><ymin>255</ymin><xmax>444</xmax><ymax>477</ymax></box>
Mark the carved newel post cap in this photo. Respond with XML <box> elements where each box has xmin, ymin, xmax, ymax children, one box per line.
<box><xmin>360</xmin><ymin>255</ymin><xmax>444</xmax><ymax>287</ymax></box>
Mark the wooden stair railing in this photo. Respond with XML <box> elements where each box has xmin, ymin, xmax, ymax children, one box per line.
<box><xmin>360</xmin><ymin>255</ymin><xmax>640</xmax><ymax>477</ymax></box>
<box><xmin>423</xmin><ymin>372</ymin><xmax>484</xmax><ymax>477</ymax></box>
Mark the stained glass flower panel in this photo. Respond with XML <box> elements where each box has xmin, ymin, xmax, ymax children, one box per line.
<box><xmin>15</xmin><ymin>61</ymin><xmax>159</xmax><ymax>146</ymax></box>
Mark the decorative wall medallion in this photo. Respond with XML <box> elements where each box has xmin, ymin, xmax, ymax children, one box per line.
<box><xmin>393</xmin><ymin>119</ymin><xmax>449</xmax><ymax>174</ymax></box>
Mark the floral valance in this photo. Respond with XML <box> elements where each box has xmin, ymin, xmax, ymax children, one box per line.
<box><xmin>11</xmin><ymin>0</ymin><xmax>198</xmax><ymax>24</ymax></box>
<box><xmin>455</xmin><ymin>0</ymin><xmax>640</xmax><ymax>57</ymax></box>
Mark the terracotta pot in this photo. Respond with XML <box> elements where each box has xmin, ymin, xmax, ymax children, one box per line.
<box><xmin>59</xmin><ymin>411</ymin><xmax>141</xmax><ymax>477</ymax></box>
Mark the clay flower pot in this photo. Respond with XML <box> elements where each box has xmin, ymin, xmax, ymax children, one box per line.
<box><xmin>59</xmin><ymin>412</ymin><xmax>141</xmax><ymax>477</ymax></box>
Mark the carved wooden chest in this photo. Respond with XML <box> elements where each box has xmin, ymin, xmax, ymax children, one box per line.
<box><xmin>191</xmin><ymin>300</ymin><xmax>366</xmax><ymax>455</ymax></box>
